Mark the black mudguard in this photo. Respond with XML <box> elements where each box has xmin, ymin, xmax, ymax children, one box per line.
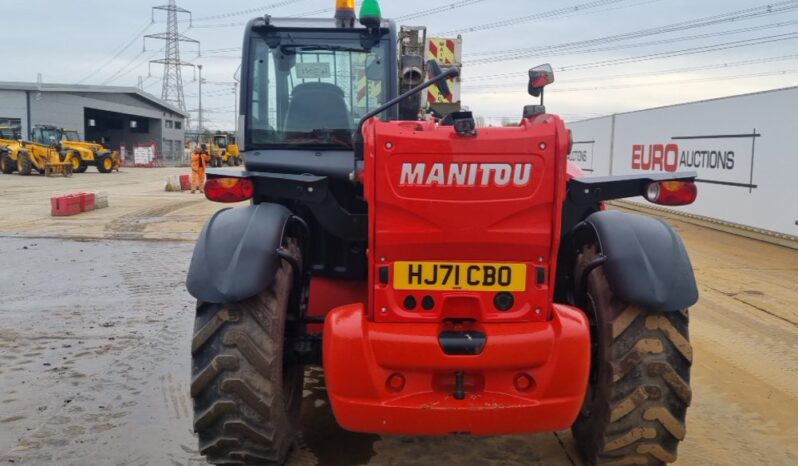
<box><xmin>578</xmin><ymin>210</ymin><xmax>698</xmax><ymax>312</ymax></box>
<box><xmin>187</xmin><ymin>203</ymin><xmax>292</xmax><ymax>303</ymax></box>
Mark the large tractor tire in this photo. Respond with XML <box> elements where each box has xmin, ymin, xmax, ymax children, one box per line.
<box><xmin>571</xmin><ymin>243</ymin><xmax>692</xmax><ymax>466</ymax></box>
<box><xmin>1</xmin><ymin>151</ymin><xmax>14</xmax><ymax>174</ymax></box>
<box><xmin>97</xmin><ymin>155</ymin><xmax>114</xmax><ymax>173</ymax></box>
<box><xmin>191</xmin><ymin>240</ymin><xmax>304</xmax><ymax>466</ymax></box>
<box><xmin>72</xmin><ymin>155</ymin><xmax>87</xmax><ymax>173</ymax></box>
<box><xmin>17</xmin><ymin>153</ymin><xmax>32</xmax><ymax>176</ymax></box>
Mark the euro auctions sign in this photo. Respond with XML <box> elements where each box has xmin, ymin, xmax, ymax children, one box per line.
<box><xmin>566</xmin><ymin>86</ymin><xmax>798</xmax><ymax>237</ymax></box>
<box><xmin>630</xmin><ymin>131</ymin><xmax>758</xmax><ymax>190</ymax></box>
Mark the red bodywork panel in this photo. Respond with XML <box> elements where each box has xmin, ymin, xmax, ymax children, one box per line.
<box><xmin>323</xmin><ymin>302</ymin><xmax>590</xmax><ymax>434</ymax></box>
<box><xmin>363</xmin><ymin>116</ymin><xmax>569</xmax><ymax>323</ymax></box>
<box><xmin>320</xmin><ymin>115</ymin><xmax>590</xmax><ymax>434</ymax></box>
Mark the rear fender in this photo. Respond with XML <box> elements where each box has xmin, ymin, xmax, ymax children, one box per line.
<box><xmin>187</xmin><ymin>203</ymin><xmax>295</xmax><ymax>303</ymax></box>
<box><xmin>576</xmin><ymin>210</ymin><xmax>698</xmax><ymax>311</ymax></box>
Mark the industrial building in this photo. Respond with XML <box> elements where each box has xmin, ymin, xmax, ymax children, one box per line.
<box><xmin>0</xmin><ymin>81</ymin><xmax>187</xmax><ymax>164</ymax></box>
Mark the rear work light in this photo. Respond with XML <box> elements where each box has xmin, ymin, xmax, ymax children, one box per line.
<box><xmin>204</xmin><ymin>177</ymin><xmax>254</xmax><ymax>203</ymax></box>
<box><xmin>645</xmin><ymin>180</ymin><xmax>697</xmax><ymax>206</ymax></box>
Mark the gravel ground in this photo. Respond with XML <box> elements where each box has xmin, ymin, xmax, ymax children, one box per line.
<box><xmin>0</xmin><ymin>168</ymin><xmax>796</xmax><ymax>465</ymax></box>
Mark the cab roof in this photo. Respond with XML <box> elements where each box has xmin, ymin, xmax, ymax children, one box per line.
<box><xmin>249</xmin><ymin>16</ymin><xmax>393</xmax><ymax>31</ymax></box>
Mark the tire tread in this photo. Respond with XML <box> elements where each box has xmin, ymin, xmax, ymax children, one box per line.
<box><xmin>572</xmin><ymin>244</ymin><xmax>692</xmax><ymax>466</ymax></box>
<box><xmin>191</xmin><ymin>240</ymin><xmax>302</xmax><ymax>465</ymax></box>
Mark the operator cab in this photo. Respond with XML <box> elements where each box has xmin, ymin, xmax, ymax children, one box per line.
<box><xmin>30</xmin><ymin>126</ymin><xmax>60</xmax><ymax>146</ymax></box>
<box><xmin>241</xmin><ymin>15</ymin><xmax>397</xmax><ymax>179</ymax></box>
<box><xmin>61</xmin><ymin>130</ymin><xmax>81</xmax><ymax>142</ymax></box>
<box><xmin>213</xmin><ymin>135</ymin><xmax>228</xmax><ymax>148</ymax></box>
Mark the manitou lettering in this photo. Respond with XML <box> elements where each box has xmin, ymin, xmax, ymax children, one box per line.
<box><xmin>632</xmin><ymin>144</ymin><xmax>735</xmax><ymax>171</ymax></box>
<box><xmin>399</xmin><ymin>162</ymin><xmax>532</xmax><ymax>187</ymax></box>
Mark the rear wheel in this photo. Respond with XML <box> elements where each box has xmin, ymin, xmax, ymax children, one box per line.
<box><xmin>17</xmin><ymin>153</ymin><xmax>32</xmax><ymax>176</ymax></box>
<box><xmin>571</xmin><ymin>243</ymin><xmax>692</xmax><ymax>466</ymax></box>
<box><xmin>97</xmin><ymin>155</ymin><xmax>113</xmax><ymax>173</ymax></box>
<box><xmin>1</xmin><ymin>151</ymin><xmax>14</xmax><ymax>174</ymax></box>
<box><xmin>191</xmin><ymin>240</ymin><xmax>304</xmax><ymax>465</ymax></box>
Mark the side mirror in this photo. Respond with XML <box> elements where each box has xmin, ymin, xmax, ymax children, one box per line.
<box><xmin>528</xmin><ymin>64</ymin><xmax>554</xmax><ymax>97</ymax></box>
<box><xmin>427</xmin><ymin>60</ymin><xmax>451</xmax><ymax>99</ymax></box>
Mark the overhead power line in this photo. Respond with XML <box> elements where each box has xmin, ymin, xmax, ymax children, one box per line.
<box><xmin>465</xmin><ymin>69</ymin><xmax>798</xmax><ymax>94</ymax></box>
<box><xmin>464</xmin><ymin>0</ymin><xmax>798</xmax><ymax>64</ymax></box>
<box><xmin>468</xmin><ymin>19</ymin><xmax>798</xmax><ymax>66</ymax></box>
<box><xmin>466</xmin><ymin>54</ymin><xmax>798</xmax><ymax>83</ymax></box>
<box><xmin>102</xmin><ymin>47</ymin><xmax>164</xmax><ymax>86</ymax></box>
<box><xmin>558</xmin><ymin>32</ymin><xmax>798</xmax><ymax>71</ymax></box>
<box><xmin>552</xmin><ymin>69</ymin><xmax>798</xmax><ymax>92</ymax></box>
<box><xmin>439</xmin><ymin>0</ymin><xmax>653</xmax><ymax>35</ymax></box>
<box><xmin>75</xmin><ymin>20</ymin><xmax>153</xmax><ymax>84</ymax></box>
<box><xmin>396</xmin><ymin>0</ymin><xmax>485</xmax><ymax>21</ymax></box>
<box><xmin>462</xmin><ymin>33</ymin><xmax>798</xmax><ymax>91</ymax></box>
<box><xmin>190</xmin><ymin>0</ymin><xmax>307</xmax><ymax>22</ymax></box>
<box><xmin>190</xmin><ymin>7</ymin><xmax>334</xmax><ymax>29</ymax></box>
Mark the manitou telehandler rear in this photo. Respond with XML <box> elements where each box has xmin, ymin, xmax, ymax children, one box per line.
<box><xmin>186</xmin><ymin>1</ymin><xmax>699</xmax><ymax>465</ymax></box>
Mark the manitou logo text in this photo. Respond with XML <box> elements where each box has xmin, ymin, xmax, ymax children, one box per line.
<box><xmin>399</xmin><ymin>163</ymin><xmax>532</xmax><ymax>187</ymax></box>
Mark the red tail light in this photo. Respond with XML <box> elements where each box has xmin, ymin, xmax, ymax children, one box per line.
<box><xmin>645</xmin><ymin>180</ymin><xmax>697</xmax><ymax>206</ymax></box>
<box><xmin>204</xmin><ymin>177</ymin><xmax>254</xmax><ymax>203</ymax></box>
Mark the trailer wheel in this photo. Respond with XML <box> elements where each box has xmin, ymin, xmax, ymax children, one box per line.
<box><xmin>97</xmin><ymin>155</ymin><xmax>113</xmax><ymax>173</ymax></box>
<box><xmin>17</xmin><ymin>153</ymin><xmax>32</xmax><ymax>176</ymax></box>
<box><xmin>1</xmin><ymin>151</ymin><xmax>14</xmax><ymax>174</ymax></box>
<box><xmin>571</xmin><ymin>243</ymin><xmax>692</xmax><ymax>466</ymax></box>
<box><xmin>191</xmin><ymin>240</ymin><xmax>304</xmax><ymax>466</ymax></box>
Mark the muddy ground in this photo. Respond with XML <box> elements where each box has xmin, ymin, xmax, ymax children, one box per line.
<box><xmin>0</xmin><ymin>168</ymin><xmax>796</xmax><ymax>465</ymax></box>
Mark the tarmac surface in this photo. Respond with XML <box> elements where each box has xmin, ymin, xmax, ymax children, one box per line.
<box><xmin>0</xmin><ymin>168</ymin><xmax>796</xmax><ymax>465</ymax></box>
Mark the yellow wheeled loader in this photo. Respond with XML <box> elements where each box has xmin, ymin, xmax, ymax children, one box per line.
<box><xmin>202</xmin><ymin>132</ymin><xmax>242</xmax><ymax>167</ymax></box>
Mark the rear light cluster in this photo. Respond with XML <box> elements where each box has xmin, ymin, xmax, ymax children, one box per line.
<box><xmin>204</xmin><ymin>177</ymin><xmax>254</xmax><ymax>203</ymax></box>
<box><xmin>644</xmin><ymin>180</ymin><xmax>697</xmax><ymax>206</ymax></box>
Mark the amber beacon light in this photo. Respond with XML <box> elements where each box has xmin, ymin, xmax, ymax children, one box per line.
<box><xmin>335</xmin><ymin>0</ymin><xmax>356</xmax><ymax>27</ymax></box>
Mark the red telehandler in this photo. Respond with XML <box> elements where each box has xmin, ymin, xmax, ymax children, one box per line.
<box><xmin>186</xmin><ymin>1</ymin><xmax>699</xmax><ymax>464</ymax></box>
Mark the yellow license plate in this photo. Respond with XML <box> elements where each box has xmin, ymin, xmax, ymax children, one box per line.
<box><xmin>393</xmin><ymin>261</ymin><xmax>527</xmax><ymax>292</ymax></box>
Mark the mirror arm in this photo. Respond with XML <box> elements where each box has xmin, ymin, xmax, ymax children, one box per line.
<box><xmin>352</xmin><ymin>67</ymin><xmax>459</xmax><ymax>164</ymax></box>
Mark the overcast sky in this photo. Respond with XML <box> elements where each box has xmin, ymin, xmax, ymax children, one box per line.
<box><xmin>3</xmin><ymin>0</ymin><xmax>796</xmax><ymax>128</ymax></box>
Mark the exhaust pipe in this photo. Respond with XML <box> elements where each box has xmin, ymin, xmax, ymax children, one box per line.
<box><xmin>400</xmin><ymin>55</ymin><xmax>424</xmax><ymax>86</ymax></box>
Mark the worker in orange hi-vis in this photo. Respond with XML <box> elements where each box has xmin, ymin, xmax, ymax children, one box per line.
<box><xmin>191</xmin><ymin>144</ymin><xmax>210</xmax><ymax>193</ymax></box>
